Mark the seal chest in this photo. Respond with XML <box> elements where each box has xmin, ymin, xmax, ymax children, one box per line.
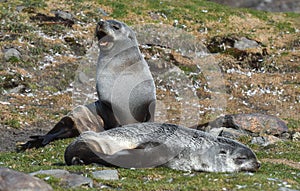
<box><xmin>95</xmin><ymin>20</ymin><xmax>156</xmax><ymax>129</ymax></box>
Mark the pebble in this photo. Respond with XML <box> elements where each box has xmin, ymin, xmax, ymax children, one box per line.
<box><xmin>30</xmin><ymin>169</ymin><xmax>93</xmax><ymax>188</ymax></box>
<box><xmin>251</xmin><ymin>135</ymin><xmax>282</xmax><ymax>146</ymax></box>
<box><xmin>234</xmin><ymin>37</ymin><xmax>259</xmax><ymax>50</ymax></box>
<box><xmin>91</xmin><ymin>170</ymin><xmax>119</xmax><ymax>180</ymax></box>
<box><xmin>3</xmin><ymin>48</ymin><xmax>21</xmax><ymax>61</ymax></box>
<box><xmin>292</xmin><ymin>132</ymin><xmax>300</xmax><ymax>142</ymax></box>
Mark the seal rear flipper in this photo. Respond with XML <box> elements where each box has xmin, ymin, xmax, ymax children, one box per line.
<box><xmin>17</xmin><ymin>116</ymin><xmax>79</xmax><ymax>152</ymax></box>
<box><xmin>17</xmin><ymin>103</ymin><xmax>105</xmax><ymax>152</ymax></box>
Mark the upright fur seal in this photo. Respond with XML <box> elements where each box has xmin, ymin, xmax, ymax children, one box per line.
<box><xmin>19</xmin><ymin>20</ymin><xmax>156</xmax><ymax>150</ymax></box>
<box><xmin>65</xmin><ymin>123</ymin><xmax>261</xmax><ymax>172</ymax></box>
<box><xmin>95</xmin><ymin>20</ymin><xmax>156</xmax><ymax>129</ymax></box>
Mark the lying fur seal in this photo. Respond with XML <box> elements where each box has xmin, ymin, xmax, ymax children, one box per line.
<box><xmin>18</xmin><ymin>20</ymin><xmax>156</xmax><ymax>150</ymax></box>
<box><xmin>64</xmin><ymin>123</ymin><xmax>261</xmax><ymax>172</ymax></box>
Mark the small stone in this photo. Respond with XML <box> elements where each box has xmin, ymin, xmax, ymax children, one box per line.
<box><xmin>234</xmin><ymin>37</ymin><xmax>259</xmax><ymax>50</ymax></box>
<box><xmin>30</xmin><ymin>169</ymin><xmax>69</xmax><ymax>177</ymax></box>
<box><xmin>7</xmin><ymin>85</ymin><xmax>25</xmax><ymax>94</ymax></box>
<box><xmin>280</xmin><ymin>132</ymin><xmax>291</xmax><ymax>139</ymax></box>
<box><xmin>208</xmin><ymin>127</ymin><xmax>223</xmax><ymax>136</ymax></box>
<box><xmin>61</xmin><ymin>174</ymin><xmax>93</xmax><ymax>188</ymax></box>
<box><xmin>30</xmin><ymin>169</ymin><xmax>93</xmax><ymax>188</ymax></box>
<box><xmin>78</xmin><ymin>72</ymin><xmax>89</xmax><ymax>84</ymax></box>
<box><xmin>54</xmin><ymin>10</ymin><xmax>73</xmax><ymax>20</ymax></box>
<box><xmin>0</xmin><ymin>167</ymin><xmax>53</xmax><ymax>191</ymax></box>
<box><xmin>4</xmin><ymin>48</ymin><xmax>21</xmax><ymax>61</ymax></box>
<box><xmin>292</xmin><ymin>132</ymin><xmax>300</xmax><ymax>141</ymax></box>
<box><xmin>251</xmin><ymin>135</ymin><xmax>281</xmax><ymax>146</ymax></box>
<box><xmin>91</xmin><ymin>170</ymin><xmax>119</xmax><ymax>180</ymax></box>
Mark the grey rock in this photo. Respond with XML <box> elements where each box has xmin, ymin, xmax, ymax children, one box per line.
<box><xmin>219</xmin><ymin>128</ymin><xmax>248</xmax><ymax>139</ymax></box>
<box><xmin>0</xmin><ymin>167</ymin><xmax>53</xmax><ymax>191</ymax></box>
<box><xmin>251</xmin><ymin>135</ymin><xmax>282</xmax><ymax>146</ymax></box>
<box><xmin>234</xmin><ymin>37</ymin><xmax>259</xmax><ymax>50</ymax></box>
<box><xmin>78</xmin><ymin>72</ymin><xmax>89</xmax><ymax>84</ymax></box>
<box><xmin>97</xmin><ymin>8</ymin><xmax>109</xmax><ymax>16</ymax></box>
<box><xmin>30</xmin><ymin>169</ymin><xmax>93</xmax><ymax>188</ymax></box>
<box><xmin>194</xmin><ymin>113</ymin><xmax>288</xmax><ymax>137</ymax></box>
<box><xmin>54</xmin><ymin>10</ymin><xmax>74</xmax><ymax>20</ymax></box>
<box><xmin>91</xmin><ymin>170</ymin><xmax>119</xmax><ymax>180</ymax></box>
<box><xmin>208</xmin><ymin>127</ymin><xmax>224</xmax><ymax>137</ymax></box>
<box><xmin>60</xmin><ymin>173</ymin><xmax>93</xmax><ymax>188</ymax></box>
<box><xmin>7</xmin><ymin>84</ymin><xmax>25</xmax><ymax>94</ymax></box>
<box><xmin>4</xmin><ymin>48</ymin><xmax>21</xmax><ymax>61</ymax></box>
<box><xmin>292</xmin><ymin>132</ymin><xmax>300</xmax><ymax>142</ymax></box>
<box><xmin>30</xmin><ymin>169</ymin><xmax>69</xmax><ymax>177</ymax></box>
<box><xmin>278</xmin><ymin>187</ymin><xmax>299</xmax><ymax>191</ymax></box>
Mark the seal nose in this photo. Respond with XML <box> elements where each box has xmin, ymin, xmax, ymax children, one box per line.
<box><xmin>257</xmin><ymin>161</ymin><xmax>261</xmax><ymax>168</ymax></box>
<box><xmin>97</xmin><ymin>20</ymin><xmax>106</xmax><ymax>28</ymax></box>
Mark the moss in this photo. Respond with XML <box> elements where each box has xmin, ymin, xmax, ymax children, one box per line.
<box><xmin>286</xmin><ymin>118</ymin><xmax>300</xmax><ymax>130</ymax></box>
<box><xmin>276</xmin><ymin>21</ymin><xmax>296</xmax><ymax>33</ymax></box>
<box><xmin>4</xmin><ymin>119</ymin><xmax>21</xmax><ymax>128</ymax></box>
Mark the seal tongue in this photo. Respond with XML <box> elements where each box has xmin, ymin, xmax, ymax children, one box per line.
<box><xmin>98</xmin><ymin>35</ymin><xmax>114</xmax><ymax>47</ymax></box>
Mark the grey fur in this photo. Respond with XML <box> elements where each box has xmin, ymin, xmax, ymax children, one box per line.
<box><xmin>65</xmin><ymin>123</ymin><xmax>260</xmax><ymax>172</ymax></box>
<box><xmin>96</xmin><ymin>20</ymin><xmax>156</xmax><ymax>129</ymax></box>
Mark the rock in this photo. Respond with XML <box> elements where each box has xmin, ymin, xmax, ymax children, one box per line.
<box><xmin>30</xmin><ymin>169</ymin><xmax>69</xmax><ymax>177</ymax></box>
<box><xmin>60</xmin><ymin>173</ymin><xmax>93</xmax><ymax>188</ymax></box>
<box><xmin>7</xmin><ymin>84</ymin><xmax>25</xmax><ymax>94</ymax></box>
<box><xmin>3</xmin><ymin>48</ymin><xmax>21</xmax><ymax>61</ymax></box>
<box><xmin>30</xmin><ymin>169</ymin><xmax>93</xmax><ymax>188</ymax></box>
<box><xmin>292</xmin><ymin>132</ymin><xmax>300</xmax><ymax>142</ymax></box>
<box><xmin>278</xmin><ymin>187</ymin><xmax>299</xmax><ymax>191</ymax></box>
<box><xmin>78</xmin><ymin>72</ymin><xmax>89</xmax><ymax>84</ymax></box>
<box><xmin>251</xmin><ymin>135</ymin><xmax>282</xmax><ymax>146</ymax></box>
<box><xmin>219</xmin><ymin>128</ymin><xmax>248</xmax><ymax>139</ymax></box>
<box><xmin>0</xmin><ymin>167</ymin><xmax>53</xmax><ymax>191</ymax></box>
<box><xmin>195</xmin><ymin>113</ymin><xmax>288</xmax><ymax>137</ymax></box>
<box><xmin>234</xmin><ymin>37</ymin><xmax>259</xmax><ymax>50</ymax></box>
<box><xmin>91</xmin><ymin>170</ymin><xmax>119</xmax><ymax>180</ymax></box>
<box><xmin>54</xmin><ymin>10</ymin><xmax>74</xmax><ymax>21</ymax></box>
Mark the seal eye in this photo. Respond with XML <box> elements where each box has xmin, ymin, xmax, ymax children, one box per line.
<box><xmin>234</xmin><ymin>156</ymin><xmax>248</xmax><ymax>165</ymax></box>
<box><xmin>219</xmin><ymin>150</ymin><xmax>227</xmax><ymax>155</ymax></box>
<box><xmin>112</xmin><ymin>25</ymin><xmax>120</xmax><ymax>30</ymax></box>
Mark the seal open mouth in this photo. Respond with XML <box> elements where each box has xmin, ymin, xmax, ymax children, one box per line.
<box><xmin>96</xmin><ymin>29</ymin><xmax>114</xmax><ymax>47</ymax></box>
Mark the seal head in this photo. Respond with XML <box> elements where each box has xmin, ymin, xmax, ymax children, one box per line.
<box><xmin>96</xmin><ymin>20</ymin><xmax>137</xmax><ymax>53</ymax></box>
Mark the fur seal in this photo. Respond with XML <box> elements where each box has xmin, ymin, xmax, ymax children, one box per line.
<box><xmin>18</xmin><ymin>20</ymin><xmax>156</xmax><ymax>150</ymax></box>
<box><xmin>95</xmin><ymin>20</ymin><xmax>156</xmax><ymax>129</ymax></box>
<box><xmin>64</xmin><ymin>123</ymin><xmax>261</xmax><ymax>172</ymax></box>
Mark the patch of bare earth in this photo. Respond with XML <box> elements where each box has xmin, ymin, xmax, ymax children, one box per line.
<box><xmin>262</xmin><ymin>158</ymin><xmax>300</xmax><ymax>170</ymax></box>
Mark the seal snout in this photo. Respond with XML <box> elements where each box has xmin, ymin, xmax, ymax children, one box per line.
<box><xmin>96</xmin><ymin>21</ymin><xmax>114</xmax><ymax>48</ymax></box>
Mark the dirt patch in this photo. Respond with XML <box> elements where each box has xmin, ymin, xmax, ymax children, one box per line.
<box><xmin>0</xmin><ymin>123</ymin><xmax>49</xmax><ymax>152</ymax></box>
<box><xmin>262</xmin><ymin>158</ymin><xmax>300</xmax><ymax>170</ymax></box>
